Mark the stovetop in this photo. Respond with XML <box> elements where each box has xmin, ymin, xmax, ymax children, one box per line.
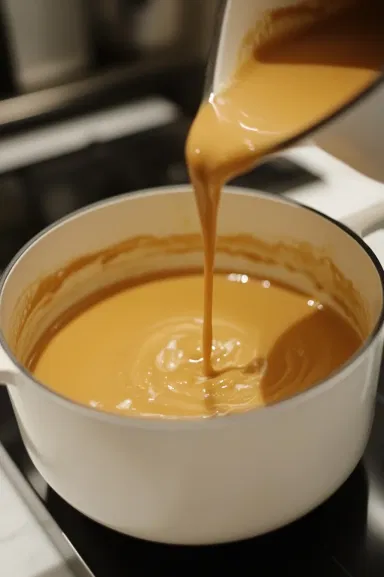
<box><xmin>0</xmin><ymin>113</ymin><xmax>384</xmax><ymax>577</ymax></box>
<box><xmin>0</xmin><ymin>112</ymin><xmax>319</xmax><ymax>271</ymax></box>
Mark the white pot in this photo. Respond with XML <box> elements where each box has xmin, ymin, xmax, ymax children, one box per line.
<box><xmin>0</xmin><ymin>185</ymin><xmax>383</xmax><ymax>545</ymax></box>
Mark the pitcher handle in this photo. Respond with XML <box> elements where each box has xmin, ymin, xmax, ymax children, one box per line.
<box><xmin>0</xmin><ymin>346</ymin><xmax>17</xmax><ymax>386</ymax></box>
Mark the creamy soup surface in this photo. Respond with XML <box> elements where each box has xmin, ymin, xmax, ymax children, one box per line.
<box><xmin>30</xmin><ymin>272</ymin><xmax>362</xmax><ymax>418</ymax></box>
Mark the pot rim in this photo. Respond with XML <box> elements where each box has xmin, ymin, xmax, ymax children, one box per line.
<box><xmin>1</xmin><ymin>184</ymin><xmax>384</xmax><ymax>429</ymax></box>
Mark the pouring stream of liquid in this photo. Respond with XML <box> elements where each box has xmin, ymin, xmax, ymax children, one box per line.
<box><xmin>186</xmin><ymin>0</ymin><xmax>384</xmax><ymax>376</ymax></box>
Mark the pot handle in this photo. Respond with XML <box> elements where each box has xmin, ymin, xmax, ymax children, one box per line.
<box><xmin>283</xmin><ymin>145</ymin><xmax>384</xmax><ymax>238</ymax></box>
<box><xmin>0</xmin><ymin>347</ymin><xmax>17</xmax><ymax>387</ymax></box>
<box><xmin>341</xmin><ymin>202</ymin><xmax>384</xmax><ymax>238</ymax></box>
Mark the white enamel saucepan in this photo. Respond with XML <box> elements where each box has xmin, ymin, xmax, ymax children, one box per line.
<box><xmin>0</xmin><ymin>184</ymin><xmax>384</xmax><ymax>545</ymax></box>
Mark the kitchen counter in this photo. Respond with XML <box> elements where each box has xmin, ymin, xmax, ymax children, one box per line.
<box><xmin>0</xmin><ymin>444</ymin><xmax>77</xmax><ymax>577</ymax></box>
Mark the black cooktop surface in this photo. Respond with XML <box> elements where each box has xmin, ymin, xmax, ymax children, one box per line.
<box><xmin>0</xmin><ymin>117</ymin><xmax>383</xmax><ymax>577</ymax></box>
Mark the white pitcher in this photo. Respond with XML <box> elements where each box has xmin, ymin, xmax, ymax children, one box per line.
<box><xmin>209</xmin><ymin>0</ymin><xmax>384</xmax><ymax>183</ymax></box>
